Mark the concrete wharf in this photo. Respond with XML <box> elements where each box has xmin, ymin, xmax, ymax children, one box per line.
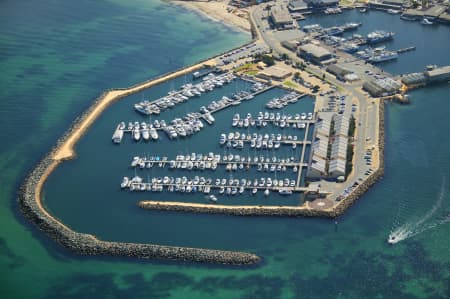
<box><xmin>296</xmin><ymin>122</ymin><xmax>311</xmax><ymax>188</ymax></box>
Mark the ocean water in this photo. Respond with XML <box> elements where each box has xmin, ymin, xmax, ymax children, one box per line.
<box><xmin>1</xmin><ymin>2</ymin><xmax>449</xmax><ymax>298</ymax></box>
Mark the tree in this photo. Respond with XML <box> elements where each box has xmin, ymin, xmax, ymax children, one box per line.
<box><xmin>261</xmin><ymin>54</ymin><xmax>275</xmax><ymax>66</ymax></box>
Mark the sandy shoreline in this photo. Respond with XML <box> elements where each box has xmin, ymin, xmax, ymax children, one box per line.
<box><xmin>169</xmin><ymin>0</ymin><xmax>251</xmax><ymax>33</ymax></box>
<box><xmin>53</xmin><ymin>59</ymin><xmax>214</xmax><ymax>160</ymax></box>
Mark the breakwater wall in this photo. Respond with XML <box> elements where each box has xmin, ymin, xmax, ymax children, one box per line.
<box><xmin>18</xmin><ymin>154</ymin><xmax>260</xmax><ymax>265</ymax></box>
<box><xmin>18</xmin><ymin>38</ymin><xmax>269</xmax><ymax>265</ymax></box>
<box><xmin>138</xmin><ymin>201</ymin><xmax>333</xmax><ymax>218</ymax></box>
<box><xmin>138</xmin><ymin>103</ymin><xmax>386</xmax><ymax>219</ymax></box>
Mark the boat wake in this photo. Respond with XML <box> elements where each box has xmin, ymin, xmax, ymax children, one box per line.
<box><xmin>388</xmin><ymin>177</ymin><xmax>449</xmax><ymax>244</ymax></box>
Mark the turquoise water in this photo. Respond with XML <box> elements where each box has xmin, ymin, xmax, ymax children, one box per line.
<box><xmin>1</xmin><ymin>2</ymin><xmax>449</xmax><ymax>298</ymax></box>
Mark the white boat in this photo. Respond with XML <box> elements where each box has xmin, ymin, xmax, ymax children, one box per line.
<box><xmin>121</xmin><ymin>177</ymin><xmax>129</xmax><ymax>188</ymax></box>
<box><xmin>278</xmin><ymin>189</ymin><xmax>293</xmax><ymax>195</ymax></box>
<box><xmin>387</xmin><ymin>9</ymin><xmax>400</xmax><ymax>14</ymax></box>
<box><xmin>421</xmin><ymin>18</ymin><xmax>433</xmax><ymax>25</ymax></box>
<box><xmin>264</xmin><ymin>189</ymin><xmax>270</xmax><ymax>196</ymax></box>
<box><xmin>207</xmin><ymin>194</ymin><xmax>218</xmax><ymax>202</ymax></box>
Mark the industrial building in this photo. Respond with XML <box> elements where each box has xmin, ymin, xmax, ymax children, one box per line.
<box><xmin>326</xmin><ymin>64</ymin><xmax>353</xmax><ymax>81</ymax></box>
<box><xmin>363</xmin><ymin>77</ymin><xmax>402</xmax><ymax>97</ymax></box>
<box><xmin>298</xmin><ymin>43</ymin><xmax>335</xmax><ymax>65</ymax></box>
<box><xmin>269</xmin><ymin>5</ymin><xmax>295</xmax><ymax>30</ymax></box>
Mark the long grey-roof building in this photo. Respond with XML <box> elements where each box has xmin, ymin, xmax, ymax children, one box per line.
<box><xmin>298</xmin><ymin>43</ymin><xmax>335</xmax><ymax>65</ymax></box>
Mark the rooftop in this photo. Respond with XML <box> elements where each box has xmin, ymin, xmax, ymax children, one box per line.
<box><xmin>270</xmin><ymin>5</ymin><xmax>294</xmax><ymax>24</ymax></box>
<box><xmin>299</xmin><ymin>43</ymin><xmax>332</xmax><ymax>59</ymax></box>
<box><xmin>425</xmin><ymin>65</ymin><xmax>450</xmax><ymax>77</ymax></box>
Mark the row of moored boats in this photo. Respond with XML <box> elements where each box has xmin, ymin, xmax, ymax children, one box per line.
<box><xmin>231</xmin><ymin>112</ymin><xmax>312</xmax><ymax>129</ymax></box>
<box><xmin>266</xmin><ymin>92</ymin><xmax>302</xmax><ymax>109</ymax></box>
<box><xmin>134</xmin><ymin>72</ymin><xmax>237</xmax><ymax>115</ymax></box>
<box><xmin>220</xmin><ymin>132</ymin><xmax>302</xmax><ymax>150</ymax></box>
<box><xmin>130</xmin><ymin>153</ymin><xmax>300</xmax><ymax>172</ymax></box>
<box><xmin>121</xmin><ymin>175</ymin><xmax>296</xmax><ymax>196</ymax></box>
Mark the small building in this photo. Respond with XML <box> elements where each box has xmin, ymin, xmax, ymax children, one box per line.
<box><xmin>330</xmin><ymin>136</ymin><xmax>348</xmax><ymax>160</ymax></box>
<box><xmin>270</xmin><ymin>5</ymin><xmax>295</xmax><ymax>29</ymax></box>
<box><xmin>401</xmin><ymin>72</ymin><xmax>426</xmax><ymax>86</ymax></box>
<box><xmin>307</xmin><ymin>154</ymin><xmax>327</xmax><ymax>179</ymax></box>
<box><xmin>363</xmin><ymin>77</ymin><xmax>401</xmax><ymax>97</ymax></box>
<box><xmin>315</xmin><ymin>112</ymin><xmax>334</xmax><ymax>137</ymax></box>
<box><xmin>381</xmin><ymin>0</ymin><xmax>405</xmax><ymax>8</ymax></box>
<box><xmin>281</xmin><ymin>40</ymin><xmax>299</xmax><ymax>52</ymax></box>
<box><xmin>328</xmin><ymin>158</ymin><xmax>347</xmax><ymax>178</ymax></box>
<box><xmin>257</xmin><ymin>65</ymin><xmax>292</xmax><ymax>81</ymax></box>
<box><xmin>312</xmin><ymin>137</ymin><xmax>329</xmax><ymax>159</ymax></box>
<box><xmin>333</xmin><ymin>114</ymin><xmax>350</xmax><ymax>137</ymax></box>
<box><xmin>304</xmin><ymin>0</ymin><xmax>339</xmax><ymax>9</ymax></box>
<box><xmin>326</xmin><ymin>64</ymin><xmax>352</xmax><ymax>81</ymax></box>
<box><xmin>288</xmin><ymin>0</ymin><xmax>309</xmax><ymax>12</ymax></box>
<box><xmin>424</xmin><ymin>65</ymin><xmax>450</xmax><ymax>83</ymax></box>
<box><xmin>298</xmin><ymin>43</ymin><xmax>335</xmax><ymax>65</ymax></box>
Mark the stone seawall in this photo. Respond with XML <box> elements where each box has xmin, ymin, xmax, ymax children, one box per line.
<box><xmin>18</xmin><ymin>41</ymin><xmax>270</xmax><ymax>265</ymax></box>
<box><xmin>138</xmin><ymin>202</ymin><xmax>333</xmax><ymax>218</ymax></box>
<box><xmin>18</xmin><ymin>153</ymin><xmax>260</xmax><ymax>265</ymax></box>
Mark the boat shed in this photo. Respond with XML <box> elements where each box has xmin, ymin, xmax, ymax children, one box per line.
<box><xmin>315</xmin><ymin>112</ymin><xmax>333</xmax><ymax>137</ymax></box>
<box><xmin>307</xmin><ymin>155</ymin><xmax>327</xmax><ymax>179</ymax></box>
<box><xmin>333</xmin><ymin>114</ymin><xmax>350</xmax><ymax>137</ymax></box>
<box><xmin>298</xmin><ymin>43</ymin><xmax>335</xmax><ymax>65</ymax></box>
<box><xmin>400</xmin><ymin>72</ymin><xmax>426</xmax><ymax>86</ymax></box>
<box><xmin>330</xmin><ymin>136</ymin><xmax>348</xmax><ymax>160</ymax></box>
<box><xmin>312</xmin><ymin>137</ymin><xmax>329</xmax><ymax>159</ymax></box>
<box><xmin>328</xmin><ymin>158</ymin><xmax>346</xmax><ymax>178</ymax></box>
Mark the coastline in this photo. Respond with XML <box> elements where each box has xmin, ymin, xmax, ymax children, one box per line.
<box><xmin>18</xmin><ymin>57</ymin><xmax>263</xmax><ymax>266</ymax></box>
<box><xmin>17</xmin><ymin>0</ymin><xmax>387</xmax><ymax>265</ymax></box>
<box><xmin>168</xmin><ymin>0</ymin><xmax>252</xmax><ymax>34</ymax></box>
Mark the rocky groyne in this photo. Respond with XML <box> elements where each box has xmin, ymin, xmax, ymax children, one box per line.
<box><xmin>18</xmin><ymin>153</ymin><xmax>260</xmax><ymax>265</ymax></box>
<box><xmin>18</xmin><ymin>48</ymin><xmax>268</xmax><ymax>265</ymax></box>
<box><xmin>138</xmin><ymin>201</ymin><xmax>333</xmax><ymax>218</ymax></box>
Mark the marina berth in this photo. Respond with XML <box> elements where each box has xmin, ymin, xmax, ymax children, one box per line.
<box><xmin>133</xmin><ymin>72</ymin><xmax>237</xmax><ymax>116</ymax></box>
